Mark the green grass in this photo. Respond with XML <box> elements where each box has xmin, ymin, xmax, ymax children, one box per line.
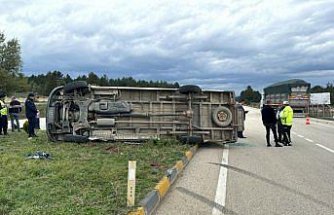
<box><xmin>0</xmin><ymin>132</ymin><xmax>191</xmax><ymax>215</ymax></box>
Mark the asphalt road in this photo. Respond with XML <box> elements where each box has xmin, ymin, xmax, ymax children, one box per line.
<box><xmin>156</xmin><ymin>107</ymin><xmax>334</xmax><ymax>215</ymax></box>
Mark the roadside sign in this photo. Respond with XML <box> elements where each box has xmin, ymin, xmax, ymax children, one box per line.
<box><xmin>310</xmin><ymin>92</ymin><xmax>331</xmax><ymax>105</ymax></box>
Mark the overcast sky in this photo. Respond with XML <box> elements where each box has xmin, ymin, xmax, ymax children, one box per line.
<box><xmin>1</xmin><ymin>0</ymin><xmax>333</xmax><ymax>92</ymax></box>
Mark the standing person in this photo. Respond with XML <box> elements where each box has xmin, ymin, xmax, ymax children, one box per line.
<box><xmin>261</xmin><ymin>101</ymin><xmax>282</xmax><ymax>147</ymax></box>
<box><xmin>9</xmin><ymin>96</ymin><xmax>22</xmax><ymax>132</ymax></box>
<box><xmin>35</xmin><ymin>110</ymin><xmax>40</xmax><ymax>130</ymax></box>
<box><xmin>0</xmin><ymin>92</ymin><xmax>8</xmax><ymax>135</ymax></box>
<box><xmin>280</xmin><ymin>101</ymin><xmax>294</xmax><ymax>146</ymax></box>
<box><xmin>25</xmin><ymin>93</ymin><xmax>38</xmax><ymax>139</ymax></box>
<box><xmin>276</xmin><ymin>106</ymin><xmax>285</xmax><ymax>143</ymax></box>
<box><xmin>237</xmin><ymin>103</ymin><xmax>247</xmax><ymax>138</ymax></box>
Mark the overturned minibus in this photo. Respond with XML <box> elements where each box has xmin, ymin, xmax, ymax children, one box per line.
<box><xmin>46</xmin><ymin>81</ymin><xmax>244</xmax><ymax>144</ymax></box>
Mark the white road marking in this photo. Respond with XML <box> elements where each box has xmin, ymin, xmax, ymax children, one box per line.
<box><xmin>297</xmin><ymin>135</ymin><xmax>304</xmax><ymax>138</ymax></box>
<box><xmin>292</xmin><ymin>131</ymin><xmax>297</xmax><ymax>135</ymax></box>
<box><xmin>316</xmin><ymin>144</ymin><xmax>334</xmax><ymax>154</ymax></box>
<box><xmin>212</xmin><ymin>144</ymin><xmax>229</xmax><ymax>215</ymax></box>
<box><xmin>305</xmin><ymin>138</ymin><xmax>314</xmax><ymax>143</ymax></box>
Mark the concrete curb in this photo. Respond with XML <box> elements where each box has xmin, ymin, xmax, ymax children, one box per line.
<box><xmin>128</xmin><ymin>145</ymin><xmax>199</xmax><ymax>215</ymax></box>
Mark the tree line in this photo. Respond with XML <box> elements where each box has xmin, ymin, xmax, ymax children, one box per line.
<box><xmin>28</xmin><ymin>71</ymin><xmax>179</xmax><ymax>96</ymax></box>
<box><xmin>237</xmin><ymin>86</ymin><xmax>262</xmax><ymax>105</ymax></box>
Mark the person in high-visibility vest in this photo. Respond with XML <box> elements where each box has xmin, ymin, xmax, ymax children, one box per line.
<box><xmin>0</xmin><ymin>92</ymin><xmax>9</xmax><ymax>135</ymax></box>
<box><xmin>280</xmin><ymin>101</ymin><xmax>294</xmax><ymax>146</ymax></box>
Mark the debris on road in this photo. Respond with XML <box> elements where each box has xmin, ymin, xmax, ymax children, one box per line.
<box><xmin>27</xmin><ymin>151</ymin><xmax>51</xmax><ymax>159</ymax></box>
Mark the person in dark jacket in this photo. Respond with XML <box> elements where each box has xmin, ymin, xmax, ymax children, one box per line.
<box><xmin>261</xmin><ymin>101</ymin><xmax>282</xmax><ymax>147</ymax></box>
<box><xmin>9</xmin><ymin>96</ymin><xmax>22</xmax><ymax>132</ymax></box>
<box><xmin>25</xmin><ymin>93</ymin><xmax>38</xmax><ymax>138</ymax></box>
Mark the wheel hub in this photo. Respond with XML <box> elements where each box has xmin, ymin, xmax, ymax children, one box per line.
<box><xmin>217</xmin><ymin>111</ymin><xmax>228</xmax><ymax>121</ymax></box>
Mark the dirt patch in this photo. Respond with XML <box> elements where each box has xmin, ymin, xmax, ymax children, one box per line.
<box><xmin>105</xmin><ymin>145</ymin><xmax>121</xmax><ymax>154</ymax></box>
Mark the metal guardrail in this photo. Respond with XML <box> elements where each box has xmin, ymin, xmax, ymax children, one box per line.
<box><xmin>308</xmin><ymin>105</ymin><xmax>334</xmax><ymax>119</ymax></box>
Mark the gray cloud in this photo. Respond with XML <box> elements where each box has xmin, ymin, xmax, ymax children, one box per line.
<box><xmin>0</xmin><ymin>0</ymin><xmax>333</xmax><ymax>93</ymax></box>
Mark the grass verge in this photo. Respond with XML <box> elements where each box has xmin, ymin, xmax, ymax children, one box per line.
<box><xmin>0</xmin><ymin>131</ymin><xmax>191</xmax><ymax>215</ymax></box>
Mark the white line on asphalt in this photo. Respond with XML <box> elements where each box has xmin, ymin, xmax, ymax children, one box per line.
<box><xmin>305</xmin><ymin>138</ymin><xmax>314</xmax><ymax>143</ymax></box>
<box><xmin>316</xmin><ymin>144</ymin><xmax>334</xmax><ymax>153</ymax></box>
<box><xmin>292</xmin><ymin>131</ymin><xmax>297</xmax><ymax>135</ymax></box>
<box><xmin>297</xmin><ymin>135</ymin><xmax>304</xmax><ymax>138</ymax></box>
<box><xmin>212</xmin><ymin>144</ymin><xmax>229</xmax><ymax>215</ymax></box>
